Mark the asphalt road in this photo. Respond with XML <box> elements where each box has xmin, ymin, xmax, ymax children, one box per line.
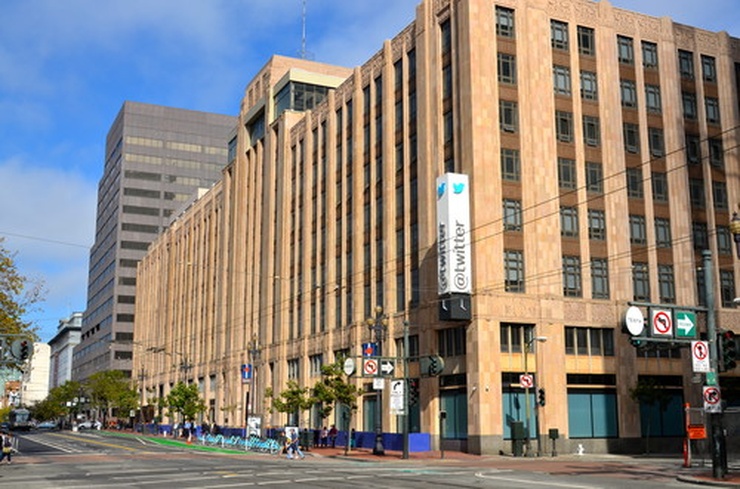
<box><xmin>0</xmin><ymin>431</ymin><xmax>717</xmax><ymax>488</ymax></box>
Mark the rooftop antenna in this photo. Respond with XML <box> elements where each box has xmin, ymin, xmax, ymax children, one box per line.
<box><xmin>299</xmin><ymin>0</ymin><xmax>314</xmax><ymax>60</ymax></box>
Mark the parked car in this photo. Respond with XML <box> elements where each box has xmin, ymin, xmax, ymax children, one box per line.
<box><xmin>78</xmin><ymin>420</ymin><xmax>101</xmax><ymax>430</ymax></box>
<box><xmin>37</xmin><ymin>420</ymin><xmax>58</xmax><ymax>430</ymax></box>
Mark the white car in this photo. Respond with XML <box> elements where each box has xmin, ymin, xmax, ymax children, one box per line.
<box><xmin>78</xmin><ymin>420</ymin><xmax>101</xmax><ymax>430</ymax></box>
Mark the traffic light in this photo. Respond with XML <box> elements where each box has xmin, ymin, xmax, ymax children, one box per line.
<box><xmin>19</xmin><ymin>340</ymin><xmax>30</xmax><ymax>361</ymax></box>
<box><xmin>538</xmin><ymin>388</ymin><xmax>546</xmax><ymax>407</ymax></box>
<box><xmin>408</xmin><ymin>378</ymin><xmax>419</xmax><ymax>406</ymax></box>
<box><xmin>630</xmin><ymin>336</ymin><xmax>645</xmax><ymax>348</ymax></box>
<box><xmin>720</xmin><ymin>331</ymin><xmax>737</xmax><ymax>371</ymax></box>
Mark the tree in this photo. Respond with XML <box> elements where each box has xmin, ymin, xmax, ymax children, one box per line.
<box><xmin>86</xmin><ymin>370</ymin><xmax>138</xmax><ymax>424</ymax></box>
<box><xmin>0</xmin><ymin>237</ymin><xmax>44</xmax><ymax>337</ymax></box>
<box><xmin>265</xmin><ymin>380</ymin><xmax>314</xmax><ymax>427</ymax></box>
<box><xmin>312</xmin><ymin>359</ymin><xmax>362</xmax><ymax>454</ymax></box>
<box><xmin>165</xmin><ymin>382</ymin><xmax>206</xmax><ymax>422</ymax></box>
<box><xmin>630</xmin><ymin>377</ymin><xmax>672</xmax><ymax>454</ymax></box>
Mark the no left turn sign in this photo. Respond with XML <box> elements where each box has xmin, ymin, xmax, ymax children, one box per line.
<box><xmin>363</xmin><ymin>359</ymin><xmax>378</xmax><ymax>376</ymax></box>
<box><xmin>651</xmin><ymin>309</ymin><xmax>673</xmax><ymax>337</ymax></box>
<box><xmin>520</xmin><ymin>374</ymin><xmax>534</xmax><ymax>388</ymax></box>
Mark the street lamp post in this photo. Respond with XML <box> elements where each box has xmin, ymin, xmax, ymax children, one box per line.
<box><xmin>524</xmin><ymin>334</ymin><xmax>547</xmax><ymax>457</ymax></box>
<box><xmin>246</xmin><ymin>335</ymin><xmax>261</xmax><ymax>436</ymax></box>
<box><xmin>366</xmin><ymin>306</ymin><xmax>388</xmax><ymax>456</ymax></box>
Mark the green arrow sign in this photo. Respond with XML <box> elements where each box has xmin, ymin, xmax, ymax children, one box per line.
<box><xmin>676</xmin><ymin>311</ymin><xmax>697</xmax><ymax>338</ymax></box>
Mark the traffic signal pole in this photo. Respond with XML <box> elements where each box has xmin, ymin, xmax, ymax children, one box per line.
<box><xmin>703</xmin><ymin>250</ymin><xmax>727</xmax><ymax>479</ymax></box>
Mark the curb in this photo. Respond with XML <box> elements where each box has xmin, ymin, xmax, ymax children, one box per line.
<box><xmin>677</xmin><ymin>475</ymin><xmax>740</xmax><ymax>488</ymax></box>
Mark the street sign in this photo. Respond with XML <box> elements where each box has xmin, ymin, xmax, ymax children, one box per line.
<box><xmin>362</xmin><ymin>343</ymin><xmax>377</xmax><ymax>357</ymax></box>
<box><xmin>373</xmin><ymin>377</ymin><xmax>385</xmax><ymax>390</ymax></box>
<box><xmin>703</xmin><ymin>386</ymin><xmax>722</xmax><ymax>413</ymax></box>
<box><xmin>676</xmin><ymin>311</ymin><xmax>697</xmax><ymax>338</ymax></box>
<box><xmin>362</xmin><ymin>358</ymin><xmax>379</xmax><ymax>376</ymax></box>
<box><xmin>380</xmin><ymin>359</ymin><xmax>395</xmax><ymax>376</ymax></box>
<box><xmin>519</xmin><ymin>374</ymin><xmax>534</xmax><ymax>388</ymax></box>
<box><xmin>343</xmin><ymin>357</ymin><xmax>355</xmax><ymax>376</ymax></box>
<box><xmin>691</xmin><ymin>341</ymin><xmax>710</xmax><ymax>373</ymax></box>
<box><xmin>390</xmin><ymin>380</ymin><xmax>405</xmax><ymax>415</ymax></box>
<box><xmin>624</xmin><ymin>306</ymin><xmax>645</xmax><ymax>336</ymax></box>
<box><xmin>241</xmin><ymin>364</ymin><xmax>252</xmax><ymax>382</ymax></box>
<box><xmin>651</xmin><ymin>309</ymin><xmax>673</xmax><ymax>337</ymax></box>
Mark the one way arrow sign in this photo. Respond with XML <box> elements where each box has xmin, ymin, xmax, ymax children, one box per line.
<box><xmin>381</xmin><ymin>360</ymin><xmax>395</xmax><ymax>376</ymax></box>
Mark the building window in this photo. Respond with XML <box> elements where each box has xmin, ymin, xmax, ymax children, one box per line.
<box><xmin>705</xmin><ymin>97</ymin><xmax>721</xmax><ymax>124</ymax></box>
<box><xmin>617</xmin><ymin>35</ymin><xmax>634</xmax><ymax>64</ymax></box>
<box><xmin>689</xmin><ymin>179</ymin><xmax>705</xmax><ymax>208</ymax></box>
<box><xmin>655</xmin><ymin>218</ymin><xmax>671</xmax><ymax>248</ymax></box>
<box><xmin>503</xmin><ymin>199</ymin><xmax>522</xmax><ymax>231</ymax></box>
<box><xmin>501</xmin><ymin>148</ymin><xmax>520</xmax><ymax>181</ymax></box>
<box><xmin>678</xmin><ymin>50</ymin><xmax>694</xmax><ymax>79</ymax></box>
<box><xmin>586</xmin><ymin>162</ymin><xmax>603</xmax><ymax>194</ymax></box>
<box><xmin>642</xmin><ymin>41</ymin><xmax>658</xmax><ymax>68</ymax></box>
<box><xmin>626</xmin><ymin>168</ymin><xmax>644</xmax><ymax>199</ymax></box>
<box><xmin>720</xmin><ymin>270</ymin><xmax>736</xmax><ymax>308</ymax></box>
<box><xmin>652</xmin><ymin>172</ymin><xmax>668</xmax><ymax>203</ymax></box>
<box><xmin>566</xmin><ymin>327</ymin><xmax>614</xmax><ymax>356</ymax></box>
<box><xmin>438</xmin><ymin>327</ymin><xmax>466</xmax><ymax>357</ymax></box>
<box><xmin>717</xmin><ymin>226</ymin><xmax>733</xmax><ymax>256</ymax></box>
<box><xmin>629</xmin><ymin>215</ymin><xmax>647</xmax><ymax>245</ymax></box>
<box><xmin>561</xmin><ymin>207</ymin><xmax>579</xmax><ymax>237</ymax></box>
<box><xmin>632</xmin><ymin>262</ymin><xmax>650</xmax><ymax>302</ymax></box>
<box><xmin>558</xmin><ymin>157</ymin><xmax>577</xmax><ymax>189</ymax></box>
<box><xmin>591</xmin><ymin>259</ymin><xmax>610</xmax><ymax>299</ymax></box>
<box><xmin>551</xmin><ymin>20</ymin><xmax>569</xmax><ymax>50</ymax></box>
<box><xmin>500</xmin><ymin>323</ymin><xmax>534</xmax><ymax>353</ymax></box>
<box><xmin>658</xmin><ymin>264</ymin><xmax>676</xmax><ymax>304</ymax></box>
<box><xmin>580</xmin><ymin>70</ymin><xmax>598</xmax><ymax>100</ymax></box>
<box><xmin>682</xmin><ymin>92</ymin><xmax>698</xmax><ymax>120</ymax></box>
<box><xmin>620</xmin><ymin>80</ymin><xmax>637</xmax><ymax>108</ymax></box>
<box><xmin>498</xmin><ymin>53</ymin><xmax>517</xmax><ymax>84</ymax></box>
<box><xmin>583</xmin><ymin>116</ymin><xmax>600</xmax><ymax>147</ymax></box>
<box><xmin>499</xmin><ymin>100</ymin><xmax>518</xmax><ymax>133</ymax></box>
<box><xmin>701</xmin><ymin>55</ymin><xmax>717</xmax><ymax>82</ymax></box>
<box><xmin>563</xmin><ymin>255</ymin><xmax>582</xmax><ymax>297</ymax></box>
<box><xmin>555</xmin><ymin>110</ymin><xmax>574</xmax><ymax>142</ymax></box>
<box><xmin>568</xmin><ymin>389</ymin><xmax>618</xmax><ymax>438</ymax></box>
<box><xmin>588</xmin><ymin>209</ymin><xmax>606</xmax><ymax>241</ymax></box>
<box><xmin>577</xmin><ymin>26</ymin><xmax>595</xmax><ymax>56</ymax></box>
<box><xmin>713</xmin><ymin>181</ymin><xmax>728</xmax><ymax>210</ymax></box>
<box><xmin>495</xmin><ymin>6</ymin><xmax>516</xmax><ymax>38</ymax></box>
<box><xmin>686</xmin><ymin>133</ymin><xmax>701</xmax><ymax>164</ymax></box>
<box><xmin>623</xmin><ymin>123</ymin><xmax>640</xmax><ymax>154</ymax></box>
<box><xmin>645</xmin><ymin>85</ymin><xmax>662</xmax><ymax>114</ymax></box>
<box><xmin>287</xmin><ymin>358</ymin><xmax>300</xmax><ymax>380</ymax></box>
<box><xmin>693</xmin><ymin>222</ymin><xmax>709</xmax><ymax>250</ymax></box>
<box><xmin>553</xmin><ymin>65</ymin><xmax>572</xmax><ymax>96</ymax></box>
<box><xmin>504</xmin><ymin>250</ymin><xmax>525</xmax><ymax>293</ymax></box>
<box><xmin>709</xmin><ymin>138</ymin><xmax>724</xmax><ymax>167</ymax></box>
<box><xmin>309</xmin><ymin>354</ymin><xmax>324</xmax><ymax>376</ymax></box>
<box><xmin>648</xmin><ymin>127</ymin><xmax>665</xmax><ymax>157</ymax></box>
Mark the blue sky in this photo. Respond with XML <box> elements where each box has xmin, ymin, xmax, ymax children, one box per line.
<box><xmin>0</xmin><ymin>0</ymin><xmax>738</xmax><ymax>343</ymax></box>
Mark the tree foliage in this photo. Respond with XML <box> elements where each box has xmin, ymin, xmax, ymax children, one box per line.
<box><xmin>312</xmin><ymin>359</ymin><xmax>361</xmax><ymax>419</ymax></box>
<box><xmin>0</xmin><ymin>238</ymin><xmax>44</xmax><ymax>337</ymax></box>
<box><xmin>629</xmin><ymin>377</ymin><xmax>672</xmax><ymax>454</ymax></box>
<box><xmin>165</xmin><ymin>382</ymin><xmax>206</xmax><ymax>421</ymax></box>
<box><xmin>265</xmin><ymin>380</ymin><xmax>315</xmax><ymax>423</ymax></box>
<box><xmin>87</xmin><ymin>370</ymin><xmax>138</xmax><ymax>420</ymax></box>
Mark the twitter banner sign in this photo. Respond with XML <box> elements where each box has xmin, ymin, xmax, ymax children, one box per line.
<box><xmin>436</xmin><ymin>173</ymin><xmax>472</xmax><ymax>296</ymax></box>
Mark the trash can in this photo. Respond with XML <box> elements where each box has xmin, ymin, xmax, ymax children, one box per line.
<box><xmin>300</xmin><ymin>429</ymin><xmax>312</xmax><ymax>451</ymax></box>
<box><xmin>511</xmin><ymin>421</ymin><xmax>525</xmax><ymax>457</ymax></box>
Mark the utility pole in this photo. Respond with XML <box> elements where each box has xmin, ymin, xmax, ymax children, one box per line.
<box><xmin>704</xmin><ymin>250</ymin><xmax>727</xmax><ymax>479</ymax></box>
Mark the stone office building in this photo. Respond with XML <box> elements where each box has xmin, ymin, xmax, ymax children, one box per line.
<box><xmin>134</xmin><ymin>0</ymin><xmax>740</xmax><ymax>455</ymax></box>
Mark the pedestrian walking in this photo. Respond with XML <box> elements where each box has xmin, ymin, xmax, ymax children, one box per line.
<box><xmin>1</xmin><ymin>432</ymin><xmax>15</xmax><ymax>464</ymax></box>
<box><xmin>329</xmin><ymin>424</ymin><xmax>338</xmax><ymax>448</ymax></box>
<box><xmin>320</xmin><ymin>426</ymin><xmax>328</xmax><ymax>447</ymax></box>
<box><xmin>286</xmin><ymin>429</ymin><xmax>304</xmax><ymax>459</ymax></box>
